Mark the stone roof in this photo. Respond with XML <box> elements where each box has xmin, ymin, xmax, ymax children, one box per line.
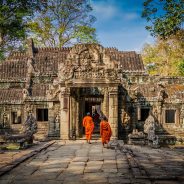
<box><xmin>32</xmin><ymin>84</ymin><xmax>49</xmax><ymax>98</ymax></box>
<box><xmin>0</xmin><ymin>58</ymin><xmax>27</xmax><ymax>81</ymax></box>
<box><xmin>33</xmin><ymin>47</ymin><xmax>70</xmax><ymax>75</ymax></box>
<box><xmin>0</xmin><ymin>89</ymin><xmax>23</xmax><ymax>104</ymax></box>
<box><xmin>0</xmin><ymin>42</ymin><xmax>145</xmax><ymax>82</ymax></box>
<box><xmin>105</xmin><ymin>49</ymin><xmax>145</xmax><ymax>72</ymax></box>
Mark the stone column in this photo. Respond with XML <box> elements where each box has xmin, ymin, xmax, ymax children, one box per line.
<box><xmin>59</xmin><ymin>87</ymin><xmax>70</xmax><ymax>139</ymax></box>
<box><xmin>103</xmin><ymin>88</ymin><xmax>109</xmax><ymax>117</ymax></box>
<box><xmin>175</xmin><ymin>108</ymin><xmax>180</xmax><ymax>127</ymax></box>
<box><xmin>48</xmin><ymin>102</ymin><xmax>55</xmax><ymax>137</ymax></box>
<box><xmin>78</xmin><ymin>97</ymin><xmax>84</xmax><ymax>137</ymax></box>
<box><xmin>157</xmin><ymin>102</ymin><xmax>163</xmax><ymax>125</ymax></box>
<box><xmin>108</xmin><ymin>87</ymin><xmax>118</xmax><ymax>139</ymax></box>
<box><xmin>75</xmin><ymin>94</ymin><xmax>81</xmax><ymax>137</ymax></box>
<box><xmin>69</xmin><ymin>96</ymin><xmax>74</xmax><ymax>139</ymax></box>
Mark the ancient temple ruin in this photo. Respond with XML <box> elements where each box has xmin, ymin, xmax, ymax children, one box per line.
<box><xmin>0</xmin><ymin>39</ymin><xmax>184</xmax><ymax>143</ymax></box>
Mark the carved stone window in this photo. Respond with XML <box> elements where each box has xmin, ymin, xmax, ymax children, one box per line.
<box><xmin>11</xmin><ymin>112</ymin><xmax>21</xmax><ymax>124</ymax></box>
<box><xmin>36</xmin><ymin>109</ymin><xmax>48</xmax><ymax>121</ymax></box>
<box><xmin>138</xmin><ymin>108</ymin><xmax>150</xmax><ymax>121</ymax></box>
<box><xmin>165</xmin><ymin>110</ymin><xmax>175</xmax><ymax>123</ymax></box>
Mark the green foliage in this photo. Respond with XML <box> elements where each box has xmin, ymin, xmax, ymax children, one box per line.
<box><xmin>142</xmin><ymin>0</ymin><xmax>184</xmax><ymax>39</ymax></box>
<box><xmin>0</xmin><ymin>0</ymin><xmax>45</xmax><ymax>60</ymax></box>
<box><xmin>142</xmin><ymin>32</ymin><xmax>184</xmax><ymax>76</ymax></box>
<box><xmin>178</xmin><ymin>60</ymin><xmax>184</xmax><ymax>76</ymax></box>
<box><xmin>27</xmin><ymin>0</ymin><xmax>97</xmax><ymax>47</ymax></box>
<box><xmin>74</xmin><ymin>26</ymin><xmax>97</xmax><ymax>44</ymax></box>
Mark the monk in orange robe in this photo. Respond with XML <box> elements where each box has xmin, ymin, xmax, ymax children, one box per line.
<box><xmin>83</xmin><ymin>112</ymin><xmax>94</xmax><ymax>144</ymax></box>
<box><xmin>100</xmin><ymin>116</ymin><xmax>112</xmax><ymax>147</ymax></box>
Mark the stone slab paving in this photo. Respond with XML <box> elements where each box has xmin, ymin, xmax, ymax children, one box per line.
<box><xmin>0</xmin><ymin>140</ymin><xmax>183</xmax><ymax>184</ymax></box>
<box><xmin>123</xmin><ymin>145</ymin><xmax>184</xmax><ymax>184</ymax></box>
<box><xmin>0</xmin><ymin>141</ymin><xmax>55</xmax><ymax>177</ymax></box>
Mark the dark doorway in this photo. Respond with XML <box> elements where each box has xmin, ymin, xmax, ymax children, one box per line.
<box><xmin>140</xmin><ymin>108</ymin><xmax>150</xmax><ymax>121</ymax></box>
<box><xmin>84</xmin><ymin>101</ymin><xmax>101</xmax><ymax>134</ymax></box>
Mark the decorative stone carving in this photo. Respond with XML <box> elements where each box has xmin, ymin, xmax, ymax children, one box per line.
<box><xmin>2</xmin><ymin>112</ymin><xmax>9</xmax><ymax>128</ymax></box>
<box><xmin>108</xmin><ymin>87</ymin><xmax>118</xmax><ymax>93</ymax></box>
<box><xmin>128</xmin><ymin>129</ymin><xmax>146</xmax><ymax>145</ymax></box>
<box><xmin>181</xmin><ymin>105</ymin><xmax>184</xmax><ymax>128</ymax></box>
<box><xmin>27</xmin><ymin>58</ymin><xmax>35</xmax><ymax>75</ymax></box>
<box><xmin>105</xmin><ymin>69</ymin><xmax>118</xmax><ymax>81</ymax></box>
<box><xmin>25</xmin><ymin>104</ymin><xmax>34</xmax><ymax>116</ymax></box>
<box><xmin>158</xmin><ymin>89</ymin><xmax>165</xmax><ymax>102</ymax></box>
<box><xmin>21</xmin><ymin>113</ymin><xmax>37</xmax><ymax>135</ymax></box>
<box><xmin>58</xmin><ymin>63</ymin><xmax>78</xmax><ymax>82</ymax></box>
<box><xmin>144</xmin><ymin>112</ymin><xmax>159</xmax><ymax>147</ymax></box>
<box><xmin>46</xmin><ymin>85</ymin><xmax>60</xmax><ymax>100</ymax></box>
<box><xmin>53</xmin><ymin>44</ymin><xmax>121</xmax><ymax>83</ymax></box>
<box><xmin>130</xmin><ymin>87</ymin><xmax>140</xmax><ymax>102</ymax></box>
<box><xmin>4</xmin><ymin>113</ymin><xmax>37</xmax><ymax>147</ymax></box>
<box><xmin>70</xmin><ymin>44</ymin><xmax>103</xmax><ymax>66</ymax></box>
<box><xmin>121</xmin><ymin>109</ymin><xmax>130</xmax><ymax>129</ymax></box>
<box><xmin>22</xmin><ymin>88</ymin><xmax>29</xmax><ymax>100</ymax></box>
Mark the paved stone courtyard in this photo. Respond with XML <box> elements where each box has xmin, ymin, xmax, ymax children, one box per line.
<box><xmin>0</xmin><ymin>140</ymin><xmax>183</xmax><ymax>184</ymax></box>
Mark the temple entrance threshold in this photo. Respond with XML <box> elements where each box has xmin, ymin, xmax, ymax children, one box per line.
<box><xmin>69</xmin><ymin>87</ymin><xmax>104</xmax><ymax>140</ymax></box>
<box><xmin>60</xmin><ymin>86</ymin><xmax>119</xmax><ymax>140</ymax></box>
<box><xmin>84</xmin><ymin>101</ymin><xmax>101</xmax><ymax>135</ymax></box>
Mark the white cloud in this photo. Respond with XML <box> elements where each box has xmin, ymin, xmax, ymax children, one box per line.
<box><xmin>92</xmin><ymin>1</ymin><xmax>139</xmax><ymax>21</ymax></box>
<box><xmin>92</xmin><ymin>3</ymin><xmax>117</xmax><ymax>19</ymax></box>
<box><xmin>134</xmin><ymin>35</ymin><xmax>155</xmax><ymax>52</ymax></box>
<box><xmin>123</xmin><ymin>13</ymin><xmax>139</xmax><ymax>21</ymax></box>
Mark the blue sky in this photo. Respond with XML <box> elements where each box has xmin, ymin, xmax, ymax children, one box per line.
<box><xmin>91</xmin><ymin>0</ymin><xmax>155</xmax><ymax>52</ymax></box>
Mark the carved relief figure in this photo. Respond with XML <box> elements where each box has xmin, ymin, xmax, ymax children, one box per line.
<box><xmin>27</xmin><ymin>58</ymin><xmax>35</xmax><ymax>75</ymax></box>
<box><xmin>144</xmin><ymin>112</ymin><xmax>159</xmax><ymax>146</ymax></box>
<box><xmin>3</xmin><ymin>112</ymin><xmax>9</xmax><ymax>128</ymax></box>
<box><xmin>121</xmin><ymin>109</ymin><xmax>130</xmax><ymax>129</ymax></box>
<box><xmin>54</xmin><ymin>114</ymin><xmax>60</xmax><ymax>132</ymax></box>
<box><xmin>58</xmin><ymin>62</ymin><xmax>77</xmax><ymax>82</ymax></box>
<box><xmin>181</xmin><ymin>105</ymin><xmax>184</xmax><ymax>128</ymax></box>
<box><xmin>23</xmin><ymin>88</ymin><xmax>29</xmax><ymax>99</ymax></box>
<box><xmin>20</xmin><ymin>113</ymin><xmax>37</xmax><ymax>137</ymax></box>
<box><xmin>158</xmin><ymin>89</ymin><xmax>165</xmax><ymax>102</ymax></box>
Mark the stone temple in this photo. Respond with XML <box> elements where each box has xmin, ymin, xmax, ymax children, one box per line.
<box><xmin>0</xmin><ymin>39</ymin><xmax>184</xmax><ymax>143</ymax></box>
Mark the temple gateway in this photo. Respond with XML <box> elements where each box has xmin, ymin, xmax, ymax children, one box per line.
<box><xmin>0</xmin><ymin>39</ymin><xmax>184</xmax><ymax>143</ymax></box>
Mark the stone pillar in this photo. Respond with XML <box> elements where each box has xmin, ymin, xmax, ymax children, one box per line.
<box><xmin>75</xmin><ymin>98</ymin><xmax>80</xmax><ymax>137</ymax></box>
<box><xmin>108</xmin><ymin>87</ymin><xmax>118</xmax><ymax>139</ymax></box>
<box><xmin>59</xmin><ymin>87</ymin><xmax>70</xmax><ymax>139</ymax></box>
<box><xmin>79</xmin><ymin>97</ymin><xmax>85</xmax><ymax>137</ymax></box>
<box><xmin>175</xmin><ymin>108</ymin><xmax>180</xmax><ymax>127</ymax></box>
<box><xmin>157</xmin><ymin>102</ymin><xmax>163</xmax><ymax>125</ymax></box>
<box><xmin>48</xmin><ymin>102</ymin><xmax>55</xmax><ymax>137</ymax></box>
<box><xmin>103</xmin><ymin>88</ymin><xmax>109</xmax><ymax>117</ymax></box>
<box><xmin>69</xmin><ymin>96</ymin><xmax>74</xmax><ymax>139</ymax></box>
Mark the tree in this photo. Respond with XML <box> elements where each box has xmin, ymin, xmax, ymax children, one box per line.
<box><xmin>142</xmin><ymin>0</ymin><xmax>184</xmax><ymax>39</ymax></box>
<box><xmin>0</xmin><ymin>0</ymin><xmax>45</xmax><ymax>59</ymax></box>
<box><xmin>142</xmin><ymin>32</ymin><xmax>184</xmax><ymax>76</ymax></box>
<box><xmin>27</xmin><ymin>0</ymin><xmax>97</xmax><ymax>47</ymax></box>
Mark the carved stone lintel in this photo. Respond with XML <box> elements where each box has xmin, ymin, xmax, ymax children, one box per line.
<box><xmin>60</xmin><ymin>87</ymin><xmax>70</xmax><ymax>96</ymax></box>
<box><xmin>108</xmin><ymin>87</ymin><xmax>118</xmax><ymax>94</ymax></box>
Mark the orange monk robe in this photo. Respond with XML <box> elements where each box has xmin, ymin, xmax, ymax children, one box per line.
<box><xmin>100</xmin><ymin>120</ymin><xmax>112</xmax><ymax>144</ymax></box>
<box><xmin>83</xmin><ymin>116</ymin><xmax>94</xmax><ymax>140</ymax></box>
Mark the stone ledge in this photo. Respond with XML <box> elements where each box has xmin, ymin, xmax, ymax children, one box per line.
<box><xmin>0</xmin><ymin>140</ymin><xmax>55</xmax><ymax>176</ymax></box>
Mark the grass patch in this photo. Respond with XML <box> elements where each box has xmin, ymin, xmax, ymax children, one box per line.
<box><xmin>0</xmin><ymin>143</ymin><xmax>20</xmax><ymax>150</ymax></box>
